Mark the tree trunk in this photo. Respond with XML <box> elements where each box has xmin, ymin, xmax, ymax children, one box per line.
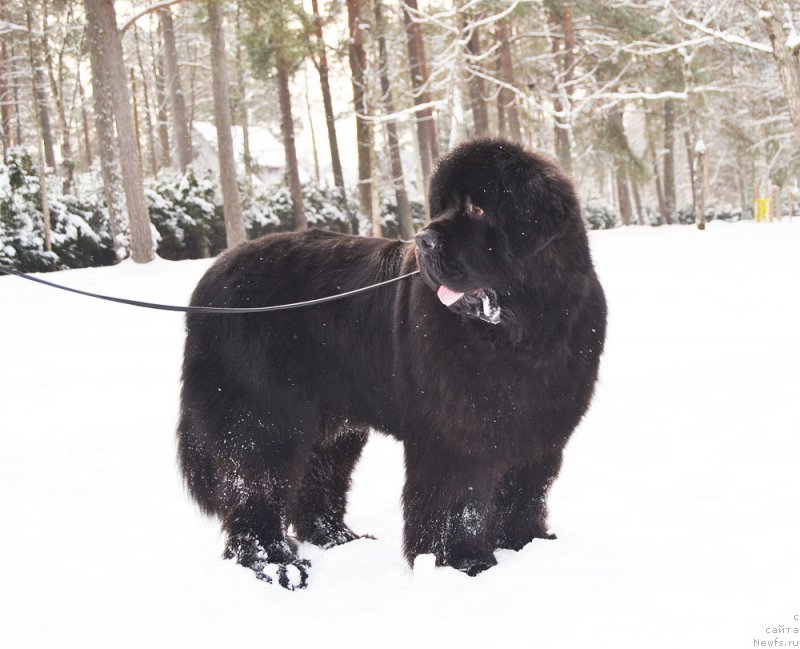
<box><xmin>347</xmin><ymin>0</ymin><xmax>377</xmax><ymax>235</ymax></box>
<box><xmin>629</xmin><ymin>168</ymin><xmax>645</xmax><ymax>225</ymax></box>
<box><xmin>85</xmin><ymin>0</ymin><xmax>125</xmax><ymax>259</ymax></box>
<box><xmin>495</xmin><ymin>45</ymin><xmax>506</xmax><ymax>136</ymax></box>
<box><xmin>24</xmin><ymin>1</ymin><xmax>56</xmax><ymax>170</ymax></box>
<box><xmin>370</xmin><ymin>141</ymin><xmax>381</xmax><ymax>238</ymax></box>
<box><xmin>759</xmin><ymin>0</ymin><xmax>800</xmax><ymax>145</ymax></box>
<box><xmin>411</xmin><ymin>2</ymin><xmax>438</xmax><ymax>162</ymax></box>
<box><xmin>77</xmin><ymin>70</ymin><xmax>93</xmax><ymax>169</ymax></box>
<box><xmin>662</xmin><ymin>100</ymin><xmax>676</xmax><ymax>224</ymax></box>
<box><xmin>496</xmin><ymin>18</ymin><xmax>521</xmax><ymax>144</ymax></box>
<box><xmin>673</xmin><ymin>24</ymin><xmax>707</xmax><ymax>231</ymax></box>
<box><xmin>402</xmin><ymin>0</ymin><xmax>437</xmax><ymax>194</ymax></box>
<box><xmin>160</xmin><ymin>6</ymin><xmax>192</xmax><ymax>171</ymax></box>
<box><xmin>134</xmin><ymin>26</ymin><xmax>158</xmax><ymax>176</ymax></box>
<box><xmin>238</xmin><ymin>68</ymin><xmax>254</xmax><ymax>195</ymax></box>
<box><xmin>129</xmin><ymin>68</ymin><xmax>144</xmax><ymax>170</ymax></box>
<box><xmin>735</xmin><ymin>148</ymin><xmax>748</xmax><ymax>221</ymax></box>
<box><xmin>609</xmin><ymin>106</ymin><xmax>633</xmax><ymax>227</ymax></box>
<box><xmin>683</xmin><ymin>128</ymin><xmax>695</xmax><ymax>209</ymax></box>
<box><xmin>615</xmin><ymin>161</ymin><xmax>633</xmax><ymax>226</ymax></box>
<box><xmin>648</xmin><ymin>141</ymin><xmax>667</xmax><ymax>225</ymax></box>
<box><xmin>1</xmin><ymin>35</ymin><xmax>11</xmax><ymax>157</ymax></box>
<box><xmin>551</xmin><ymin>30</ymin><xmax>569</xmax><ymax>170</ymax></box>
<box><xmin>12</xmin><ymin>40</ymin><xmax>21</xmax><ymax>146</ymax></box>
<box><xmin>376</xmin><ymin>0</ymin><xmax>413</xmax><ymax>239</ymax></box>
<box><xmin>304</xmin><ymin>76</ymin><xmax>320</xmax><ymax>185</ymax></box>
<box><xmin>465</xmin><ymin>22</ymin><xmax>489</xmax><ymax>137</ymax></box>
<box><xmin>769</xmin><ymin>184</ymin><xmax>781</xmax><ymax>221</ymax></box>
<box><xmin>36</xmin><ymin>121</ymin><xmax>52</xmax><ymax>252</ymax></box>
<box><xmin>276</xmin><ymin>54</ymin><xmax>306</xmax><ymax>231</ymax></box>
<box><xmin>551</xmin><ymin>5</ymin><xmax>575</xmax><ymax>174</ymax></box>
<box><xmin>86</xmin><ymin>0</ymin><xmax>154</xmax><ymax>263</ymax></box>
<box><xmin>25</xmin><ymin>1</ymin><xmax>52</xmax><ymax>252</ymax></box>
<box><xmin>206</xmin><ymin>0</ymin><xmax>246</xmax><ymax>248</ymax></box>
<box><xmin>644</xmin><ymin>106</ymin><xmax>668</xmax><ymax>224</ymax></box>
<box><xmin>152</xmin><ymin>26</ymin><xmax>171</xmax><ymax>169</ymax></box>
<box><xmin>684</xmin><ymin>129</ymin><xmax>706</xmax><ymax>230</ymax></box>
<box><xmin>41</xmin><ymin>0</ymin><xmax>72</xmax><ymax>189</ymax></box>
<box><xmin>234</xmin><ymin>0</ymin><xmax>253</xmax><ymax>196</ymax></box>
<box><xmin>561</xmin><ymin>4</ymin><xmax>576</xmax><ymax>163</ymax></box>
<box><xmin>311</xmin><ymin>0</ymin><xmax>347</xmax><ymax>209</ymax></box>
<box><xmin>188</xmin><ymin>43</ymin><xmax>197</xmax><ymax>133</ymax></box>
<box><xmin>695</xmin><ymin>144</ymin><xmax>706</xmax><ymax>229</ymax></box>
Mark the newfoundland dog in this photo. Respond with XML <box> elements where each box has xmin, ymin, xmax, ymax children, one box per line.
<box><xmin>178</xmin><ymin>138</ymin><xmax>606</xmax><ymax>589</ymax></box>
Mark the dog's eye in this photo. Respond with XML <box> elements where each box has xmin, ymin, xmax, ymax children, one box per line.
<box><xmin>469</xmin><ymin>204</ymin><xmax>485</xmax><ymax>218</ymax></box>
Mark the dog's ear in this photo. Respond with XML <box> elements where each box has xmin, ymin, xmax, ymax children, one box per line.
<box><xmin>498</xmin><ymin>159</ymin><xmax>578</xmax><ymax>254</ymax></box>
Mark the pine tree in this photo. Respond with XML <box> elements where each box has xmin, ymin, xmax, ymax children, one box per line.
<box><xmin>160</xmin><ymin>7</ymin><xmax>192</xmax><ymax>171</ymax></box>
<box><xmin>207</xmin><ymin>0</ymin><xmax>246</xmax><ymax>248</ymax></box>
<box><xmin>242</xmin><ymin>0</ymin><xmax>308</xmax><ymax>231</ymax></box>
<box><xmin>85</xmin><ymin>0</ymin><xmax>154</xmax><ymax>263</ymax></box>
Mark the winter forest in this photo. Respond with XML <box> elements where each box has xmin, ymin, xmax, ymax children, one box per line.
<box><xmin>0</xmin><ymin>0</ymin><xmax>799</xmax><ymax>271</ymax></box>
<box><xmin>3</xmin><ymin>2</ymin><xmax>800</xmax><ymax>645</ymax></box>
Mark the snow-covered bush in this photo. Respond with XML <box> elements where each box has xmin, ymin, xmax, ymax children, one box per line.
<box><xmin>677</xmin><ymin>203</ymin><xmax>744</xmax><ymax>225</ymax></box>
<box><xmin>146</xmin><ymin>170</ymin><xmax>227</xmax><ymax>260</ymax></box>
<box><xmin>676</xmin><ymin>206</ymin><xmax>696</xmax><ymax>225</ymax></box>
<box><xmin>304</xmin><ymin>185</ymin><xmax>351</xmax><ymax>232</ymax></box>
<box><xmin>704</xmin><ymin>203</ymin><xmax>743</xmax><ymax>222</ymax></box>
<box><xmin>245</xmin><ymin>183</ymin><xmax>351</xmax><ymax>238</ymax></box>
<box><xmin>583</xmin><ymin>198</ymin><xmax>619</xmax><ymax>230</ymax></box>
<box><xmin>0</xmin><ymin>149</ymin><xmax>115</xmax><ymax>272</ymax></box>
<box><xmin>379</xmin><ymin>195</ymin><xmax>427</xmax><ymax>239</ymax></box>
<box><xmin>245</xmin><ymin>184</ymin><xmax>430</xmax><ymax>239</ymax></box>
<box><xmin>48</xmin><ymin>193</ymin><xmax>116</xmax><ymax>268</ymax></box>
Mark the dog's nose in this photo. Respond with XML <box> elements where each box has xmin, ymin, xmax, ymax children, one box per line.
<box><xmin>415</xmin><ymin>229</ymin><xmax>440</xmax><ymax>252</ymax></box>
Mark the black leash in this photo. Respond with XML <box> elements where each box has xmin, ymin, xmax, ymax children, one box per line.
<box><xmin>0</xmin><ymin>263</ymin><xmax>420</xmax><ymax>315</ymax></box>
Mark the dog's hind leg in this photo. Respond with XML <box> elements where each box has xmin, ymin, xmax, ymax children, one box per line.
<box><xmin>288</xmin><ymin>424</ymin><xmax>369</xmax><ymax>548</ymax></box>
<box><xmin>214</xmin><ymin>400</ymin><xmax>315</xmax><ymax>590</ymax></box>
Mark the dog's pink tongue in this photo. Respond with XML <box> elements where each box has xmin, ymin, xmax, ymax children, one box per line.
<box><xmin>437</xmin><ymin>285</ymin><xmax>464</xmax><ymax>306</ymax></box>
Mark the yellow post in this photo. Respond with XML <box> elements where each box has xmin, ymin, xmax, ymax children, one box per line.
<box><xmin>755</xmin><ymin>198</ymin><xmax>769</xmax><ymax>222</ymax></box>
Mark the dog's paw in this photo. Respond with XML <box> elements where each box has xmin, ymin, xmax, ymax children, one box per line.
<box><xmin>451</xmin><ymin>555</ymin><xmax>498</xmax><ymax>577</ymax></box>
<box><xmin>297</xmin><ymin>520</ymin><xmax>371</xmax><ymax>549</ymax></box>
<box><xmin>255</xmin><ymin>558</ymin><xmax>311</xmax><ymax>590</ymax></box>
<box><xmin>495</xmin><ymin>527</ymin><xmax>557</xmax><ymax>551</ymax></box>
<box><xmin>224</xmin><ymin>533</ymin><xmax>310</xmax><ymax>590</ymax></box>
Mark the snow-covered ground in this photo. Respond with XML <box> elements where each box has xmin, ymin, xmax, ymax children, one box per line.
<box><xmin>1</xmin><ymin>221</ymin><xmax>799</xmax><ymax>648</ymax></box>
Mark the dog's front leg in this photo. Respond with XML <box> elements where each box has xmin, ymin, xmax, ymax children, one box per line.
<box><xmin>402</xmin><ymin>441</ymin><xmax>499</xmax><ymax>576</ymax></box>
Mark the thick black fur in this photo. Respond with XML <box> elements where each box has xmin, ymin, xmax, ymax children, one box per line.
<box><xmin>178</xmin><ymin>138</ymin><xmax>607</xmax><ymax>587</ymax></box>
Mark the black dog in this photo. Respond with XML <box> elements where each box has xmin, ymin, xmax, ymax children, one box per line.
<box><xmin>178</xmin><ymin>138</ymin><xmax>606</xmax><ymax>589</ymax></box>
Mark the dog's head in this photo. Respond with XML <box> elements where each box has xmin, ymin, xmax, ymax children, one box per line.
<box><xmin>415</xmin><ymin>138</ymin><xmax>581</xmax><ymax>324</ymax></box>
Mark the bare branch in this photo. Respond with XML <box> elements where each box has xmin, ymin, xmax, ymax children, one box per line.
<box><xmin>119</xmin><ymin>0</ymin><xmax>187</xmax><ymax>35</ymax></box>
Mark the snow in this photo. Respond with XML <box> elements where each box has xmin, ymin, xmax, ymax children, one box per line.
<box><xmin>480</xmin><ymin>290</ymin><xmax>502</xmax><ymax>324</ymax></box>
<box><xmin>787</xmin><ymin>29</ymin><xmax>800</xmax><ymax>52</ymax></box>
<box><xmin>1</xmin><ymin>221</ymin><xmax>800</xmax><ymax>648</ymax></box>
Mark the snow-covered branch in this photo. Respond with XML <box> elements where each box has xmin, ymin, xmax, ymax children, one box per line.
<box><xmin>672</xmin><ymin>10</ymin><xmax>773</xmax><ymax>54</ymax></box>
<box><xmin>0</xmin><ymin>20</ymin><xmax>28</xmax><ymax>35</ymax></box>
<box><xmin>119</xmin><ymin>0</ymin><xmax>187</xmax><ymax>34</ymax></box>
